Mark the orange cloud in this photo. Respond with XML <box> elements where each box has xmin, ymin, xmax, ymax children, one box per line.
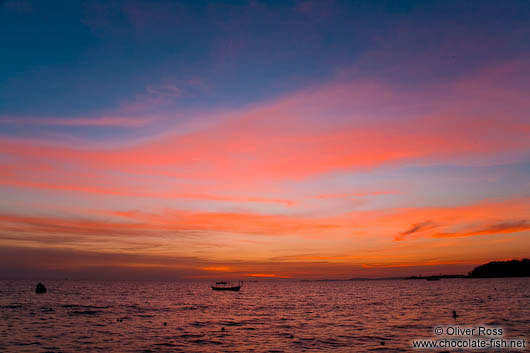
<box><xmin>390</xmin><ymin>198</ymin><xmax>530</xmax><ymax>241</ymax></box>
<box><xmin>1</xmin><ymin>197</ymin><xmax>528</xmax><ymax>260</ymax></box>
<box><xmin>201</xmin><ymin>266</ymin><xmax>233</xmax><ymax>272</ymax></box>
<box><xmin>111</xmin><ymin>209</ymin><xmax>344</xmax><ymax>236</ymax></box>
<box><xmin>0</xmin><ymin>197</ymin><xmax>528</xmax><ymax>246</ymax></box>
<box><xmin>433</xmin><ymin>220</ymin><xmax>530</xmax><ymax>239</ymax></box>
<box><xmin>394</xmin><ymin>221</ymin><xmax>438</xmax><ymax>241</ymax></box>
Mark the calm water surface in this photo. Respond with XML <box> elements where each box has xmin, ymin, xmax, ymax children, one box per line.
<box><xmin>1</xmin><ymin>279</ymin><xmax>529</xmax><ymax>352</ymax></box>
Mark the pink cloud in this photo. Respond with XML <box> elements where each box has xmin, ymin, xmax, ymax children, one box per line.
<box><xmin>0</xmin><ymin>60</ymin><xmax>529</xmax><ymax>204</ymax></box>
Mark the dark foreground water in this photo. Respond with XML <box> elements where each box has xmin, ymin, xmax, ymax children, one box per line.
<box><xmin>1</xmin><ymin>279</ymin><xmax>529</xmax><ymax>352</ymax></box>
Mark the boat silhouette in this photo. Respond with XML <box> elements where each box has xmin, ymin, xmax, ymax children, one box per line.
<box><xmin>211</xmin><ymin>281</ymin><xmax>241</xmax><ymax>291</ymax></box>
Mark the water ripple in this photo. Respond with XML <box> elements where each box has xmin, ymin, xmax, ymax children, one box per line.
<box><xmin>0</xmin><ymin>278</ymin><xmax>529</xmax><ymax>352</ymax></box>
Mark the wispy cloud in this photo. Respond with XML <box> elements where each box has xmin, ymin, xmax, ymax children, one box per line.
<box><xmin>388</xmin><ymin>199</ymin><xmax>530</xmax><ymax>241</ymax></box>
<box><xmin>395</xmin><ymin>221</ymin><xmax>438</xmax><ymax>241</ymax></box>
<box><xmin>2</xmin><ymin>60</ymin><xmax>529</xmax><ymax>191</ymax></box>
<box><xmin>433</xmin><ymin>220</ymin><xmax>530</xmax><ymax>239</ymax></box>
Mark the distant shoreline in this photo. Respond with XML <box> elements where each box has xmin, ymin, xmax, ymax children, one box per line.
<box><xmin>301</xmin><ymin>259</ymin><xmax>530</xmax><ymax>282</ymax></box>
<box><xmin>405</xmin><ymin>258</ymin><xmax>530</xmax><ymax>280</ymax></box>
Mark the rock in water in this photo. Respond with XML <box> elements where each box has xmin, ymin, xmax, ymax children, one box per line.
<box><xmin>35</xmin><ymin>283</ymin><xmax>47</xmax><ymax>294</ymax></box>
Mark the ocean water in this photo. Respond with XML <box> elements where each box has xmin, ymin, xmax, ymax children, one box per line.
<box><xmin>1</xmin><ymin>278</ymin><xmax>529</xmax><ymax>352</ymax></box>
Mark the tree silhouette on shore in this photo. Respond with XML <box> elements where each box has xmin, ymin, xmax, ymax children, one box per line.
<box><xmin>468</xmin><ymin>259</ymin><xmax>530</xmax><ymax>278</ymax></box>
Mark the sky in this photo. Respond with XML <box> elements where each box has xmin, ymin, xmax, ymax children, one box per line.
<box><xmin>1</xmin><ymin>0</ymin><xmax>529</xmax><ymax>280</ymax></box>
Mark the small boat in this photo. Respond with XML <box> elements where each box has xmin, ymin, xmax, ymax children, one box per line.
<box><xmin>35</xmin><ymin>282</ymin><xmax>47</xmax><ymax>294</ymax></box>
<box><xmin>211</xmin><ymin>281</ymin><xmax>241</xmax><ymax>291</ymax></box>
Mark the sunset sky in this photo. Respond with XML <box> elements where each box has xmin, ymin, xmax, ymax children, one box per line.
<box><xmin>1</xmin><ymin>0</ymin><xmax>529</xmax><ymax>280</ymax></box>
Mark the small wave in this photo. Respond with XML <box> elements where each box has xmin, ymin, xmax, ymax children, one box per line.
<box><xmin>179</xmin><ymin>304</ymin><xmax>209</xmax><ymax>311</ymax></box>
<box><xmin>179</xmin><ymin>333</ymin><xmax>204</xmax><ymax>339</ymax></box>
<box><xmin>121</xmin><ymin>304</ymin><xmax>171</xmax><ymax>313</ymax></box>
<box><xmin>317</xmin><ymin>338</ymin><xmax>343</xmax><ymax>347</ymax></box>
<box><xmin>1</xmin><ymin>304</ymin><xmax>23</xmax><ymax>309</ymax></box>
<box><xmin>189</xmin><ymin>321</ymin><xmax>210</xmax><ymax>327</ymax></box>
<box><xmin>292</xmin><ymin>340</ymin><xmax>314</xmax><ymax>348</ymax></box>
<box><xmin>218</xmin><ymin>320</ymin><xmax>243</xmax><ymax>326</ymax></box>
<box><xmin>62</xmin><ymin>304</ymin><xmax>109</xmax><ymax>309</ymax></box>
<box><xmin>392</xmin><ymin>324</ymin><xmax>425</xmax><ymax>330</ymax></box>
<box><xmin>137</xmin><ymin>314</ymin><xmax>154</xmax><ymax>318</ymax></box>
<box><xmin>12</xmin><ymin>341</ymin><xmax>41</xmax><ymax>347</ymax></box>
<box><xmin>190</xmin><ymin>339</ymin><xmax>208</xmax><ymax>344</ymax></box>
<box><xmin>68</xmin><ymin>310</ymin><xmax>103</xmax><ymax>316</ymax></box>
<box><xmin>298</xmin><ymin>336</ymin><xmax>315</xmax><ymax>341</ymax></box>
<box><xmin>153</xmin><ymin>342</ymin><xmax>179</xmax><ymax>347</ymax></box>
<box><xmin>188</xmin><ymin>339</ymin><xmax>222</xmax><ymax>345</ymax></box>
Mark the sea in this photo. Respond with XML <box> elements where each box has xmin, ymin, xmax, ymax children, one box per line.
<box><xmin>1</xmin><ymin>278</ymin><xmax>529</xmax><ymax>352</ymax></box>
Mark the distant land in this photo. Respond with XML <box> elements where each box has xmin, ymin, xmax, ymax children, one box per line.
<box><xmin>404</xmin><ymin>274</ymin><xmax>466</xmax><ymax>280</ymax></box>
<box><xmin>405</xmin><ymin>259</ymin><xmax>530</xmax><ymax>280</ymax></box>
<box><xmin>468</xmin><ymin>258</ymin><xmax>530</xmax><ymax>278</ymax></box>
<box><xmin>301</xmin><ymin>277</ymin><xmax>403</xmax><ymax>282</ymax></box>
<box><xmin>301</xmin><ymin>259</ymin><xmax>530</xmax><ymax>282</ymax></box>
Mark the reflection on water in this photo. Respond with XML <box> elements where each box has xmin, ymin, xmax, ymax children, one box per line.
<box><xmin>1</xmin><ymin>279</ymin><xmax>529</xmax><ymax>352</ymax></box>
